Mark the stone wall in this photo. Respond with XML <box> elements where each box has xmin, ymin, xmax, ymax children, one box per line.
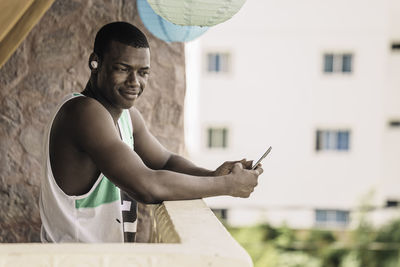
<box><xmin>0</xmin><ymin>0</ymin><xmax>186</xmax><ymax>242</ymax></box>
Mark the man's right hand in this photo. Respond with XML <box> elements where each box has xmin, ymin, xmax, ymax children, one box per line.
<box><xmin>227</xmin><ymin>162</ymin><xmax>263</xmax><ymax>198</ymax></box>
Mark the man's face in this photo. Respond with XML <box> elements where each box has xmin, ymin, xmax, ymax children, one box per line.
<box><xmin>96</xmin><ymin>40</ymin><xmax>150</xmax><ymax>109</ymax></box>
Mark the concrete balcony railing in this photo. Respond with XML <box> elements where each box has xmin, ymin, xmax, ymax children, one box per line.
<box><xmin>0</xmin><ymin>199</ymin><xmax>253</xmax><ymax>267</ymax></box>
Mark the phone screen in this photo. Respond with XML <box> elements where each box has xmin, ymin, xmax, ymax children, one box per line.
<box><xmin>252</xmin><ymin>146</ymin><xmax>272</xmax><ymax>170</ymax></box>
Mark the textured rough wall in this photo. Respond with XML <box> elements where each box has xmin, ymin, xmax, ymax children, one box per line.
<box><xmin>0</xmin><ymin>0</ymin><xmax>186</xmax><ymax>242</ymax></box>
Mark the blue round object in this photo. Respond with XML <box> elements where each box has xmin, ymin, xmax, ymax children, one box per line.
<box><xmin>137</xmin><ymin>0</ymin><xmax>208</xmax><ymax>43</ymax></box>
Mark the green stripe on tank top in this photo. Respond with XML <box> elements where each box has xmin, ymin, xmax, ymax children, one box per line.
<box><xmin>120</xmin><ymin>110</ymin><xmax>133</xmax><ymax>148</ymax></box>
<box><xmin>123</xmin><ymin>110</ymin><xmax>132</xmax><ymax>133</ymax></box>
<box><xmin>75</xmin><ymin>176</ymin><xmax>120</xmax><ymax>209</ymax></box>
<box><xmin>121</xmin><ymin>113</ymin><xmax>129</xmax><ymax>140</ymax></box>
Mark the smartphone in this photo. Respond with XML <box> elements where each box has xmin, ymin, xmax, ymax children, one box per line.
<box><xmin>252</xmin><ymin>146</ymin><xmax>272</xmax><ymax>170</ymax></box>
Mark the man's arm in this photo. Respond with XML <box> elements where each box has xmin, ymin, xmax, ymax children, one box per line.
<box><xmin>163</xmin><ymin>154</ymin><xmax>254</xmax><ymax>176</ymax></box>
<box><xmin>130</xmin><ymin>108</ymin><xmax>252</xmax><ymax>176</ymax></box>
<box><xmin>72</xmin><ymin>99</ymin><xmax>262</xmax><ymax>204</ymax></box>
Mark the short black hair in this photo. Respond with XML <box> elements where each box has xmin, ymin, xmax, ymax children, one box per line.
<box><xmin>94</xmin><ymin>22</ymin><xmax>149</xmax><ymax>59</ymax></box>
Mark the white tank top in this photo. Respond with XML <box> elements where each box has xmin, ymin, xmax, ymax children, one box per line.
<box><xmin>39</xmin><ymin>93</ymin><xmax>137</xmax><ymax>243</ymax></box>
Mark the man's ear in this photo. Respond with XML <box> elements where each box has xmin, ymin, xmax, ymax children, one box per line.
<box><xmin>88</xmin><ymin>53</ymin><xmax>100</xmax><ymax>72</ymax></box>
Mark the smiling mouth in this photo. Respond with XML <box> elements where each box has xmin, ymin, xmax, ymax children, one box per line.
<box><xmin>120</xmin><ymin>89</ymin><xmax>140</xmax><ymax>99</ymax></box>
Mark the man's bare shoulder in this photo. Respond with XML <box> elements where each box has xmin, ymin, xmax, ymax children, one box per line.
<box><xmin>53</xmin><ymin>96</ymin><xmax>115</xmax><ymax>144</ymax></box>
<box><xmin>60</xmin><ymin>96</ymin><xmax>108</xmax><ymax>120</ymax></box>
<box><xmin>129</xmin><ymin>106</ymin><xmax>146</xmax><ymax>134</ymax></box>
<box><xmin>128</xmin><ymin>106</ymin><xmax>143</xmax><ymax>120</ymax></box>
<box><xmin>57</xmin><ymin>96</ymin><xmax>116</xmax><ymax>129</ymax></box>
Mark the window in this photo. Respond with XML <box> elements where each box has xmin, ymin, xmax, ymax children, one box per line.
<box><xmin>386</xmin><ymin>200</ymin><xmax>399</xmax><ymax>208</ymax></box>
<box><xmin>323</xmin><ymin>53</ymin><xmax>353</xmax><ymax>73</ymax></box>
<box><xmin>207</xmin><ymin>53</ymin><xmax>230</xmax><ymax>73</ymax></box>
<box><xmin>212</xmin><ymin>209</ymin><xmax>228</xmax><ymax>221</ymax></box>
<box><xmin>316</xmin><ymin>130</ymin><xmax>350</xmax><ymax>151</ymax></box>
<box><xmin>391</xmin><ymin>43</ymin><xmax>400</xmax><ymax>50</ymax></box>
<box><xmin>207</xmin><ymin>127</ymin><xmax>228</xmax><ymax>148</ymax></box>
<box><xmin>315</xmin><ymin>209</ymin><xmax>350</xmax><ymax>227</ymax></box>
<box><xmin>388</xmin><ymin>120</ymin><xmax>400</xmax><ymax>128</ymax></box>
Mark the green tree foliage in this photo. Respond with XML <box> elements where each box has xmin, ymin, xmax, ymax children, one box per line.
<box><xmin>227</xmin><ymin>218</ymin><xmax>400</xmax><ymax>267</ymax></box>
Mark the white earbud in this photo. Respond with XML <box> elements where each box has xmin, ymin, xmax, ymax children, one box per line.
<box><xmin>90</xmin><ymin>61</ymin><xmax>98</xmax><ymax>69</ymax></box>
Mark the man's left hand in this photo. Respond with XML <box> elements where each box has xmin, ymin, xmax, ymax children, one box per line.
<box><xmin>213</xmin><ymin>159</ymin><xmax>253</xmax><ymax>176</ymax></box>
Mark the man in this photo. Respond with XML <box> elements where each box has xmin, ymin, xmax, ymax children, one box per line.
<box><xmin>39</xmin><ymin>22</ymin><xmax>263</xmax><ymax>243</ymax></box>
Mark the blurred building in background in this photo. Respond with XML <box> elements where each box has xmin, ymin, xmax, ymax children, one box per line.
<box><xmin>185</xmin><ymin>0</ymin><xmax>400</xmax><ymax>229</ymax></box>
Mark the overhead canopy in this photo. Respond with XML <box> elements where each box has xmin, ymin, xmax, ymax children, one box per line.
<box><xmin>0</xmin><ymin>0</ymin><xmax>54</xmax><ymax>68</ymax></box>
